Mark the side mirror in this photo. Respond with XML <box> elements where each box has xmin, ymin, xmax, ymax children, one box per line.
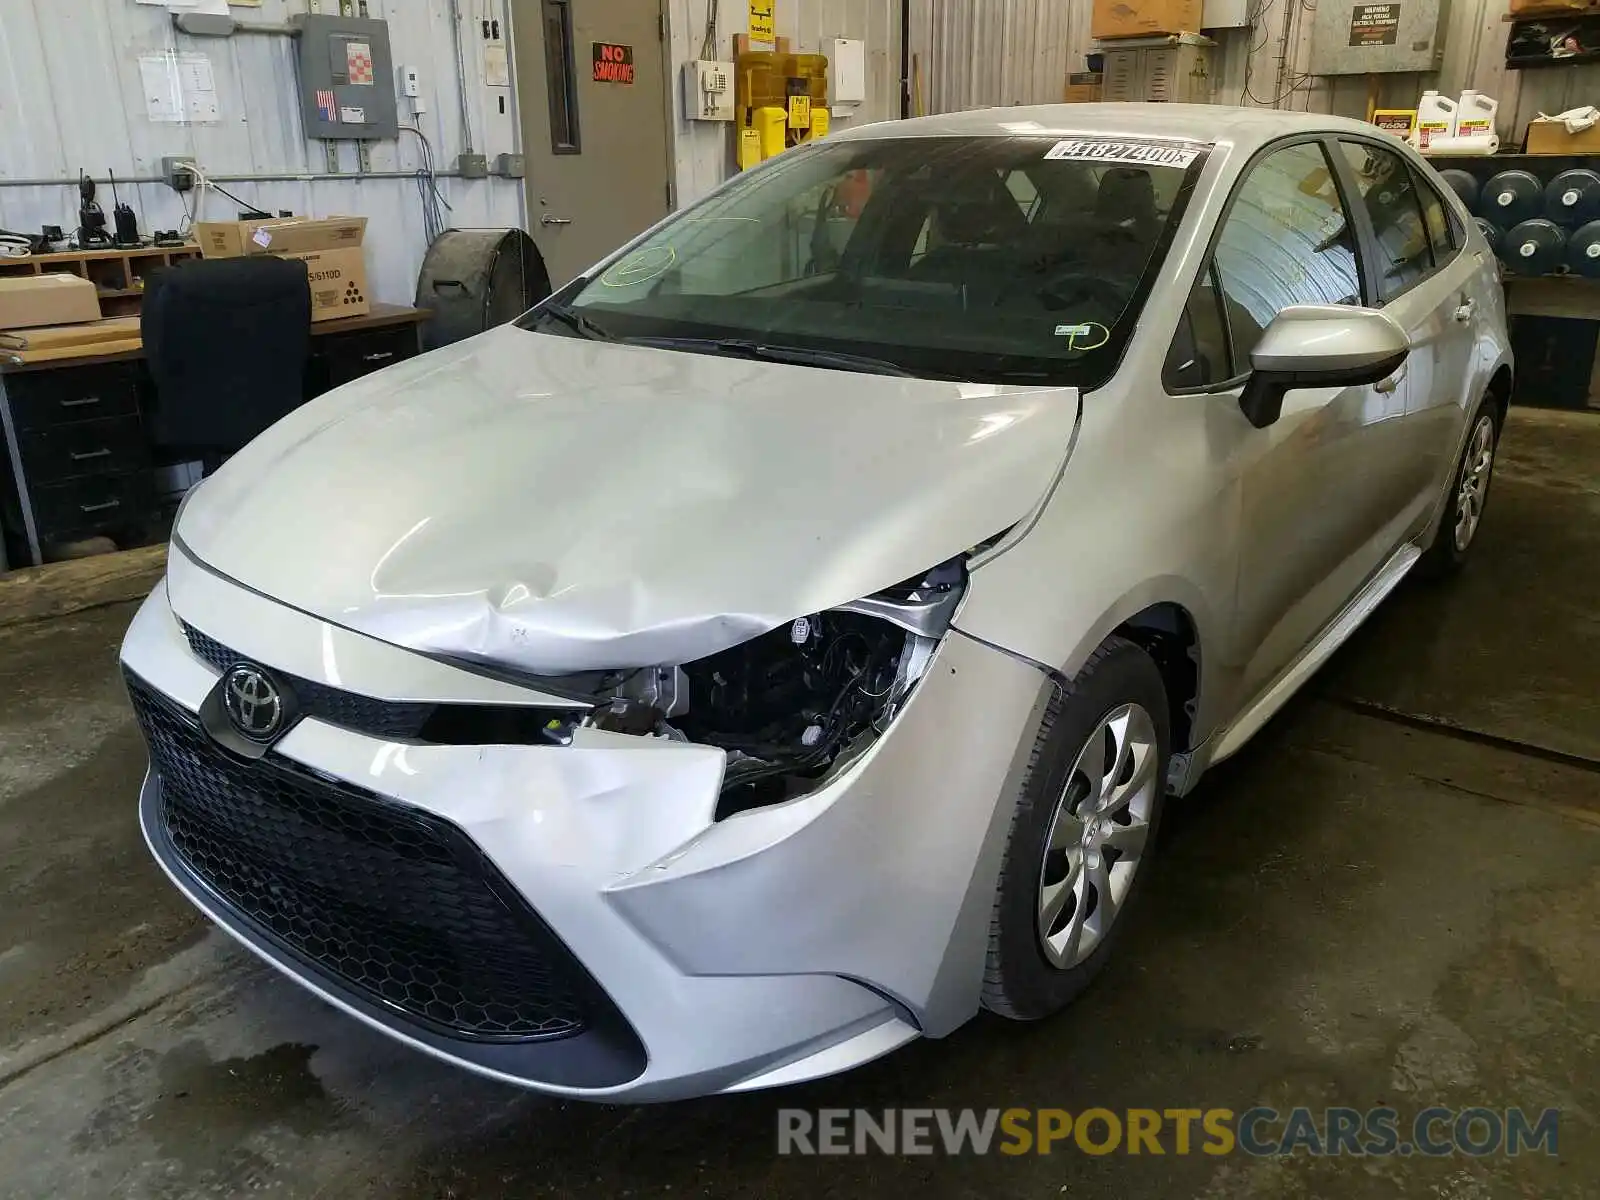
<box><xmin>1238</xmin><ymin>305</ymin><xmax>1410</xmax><ymax>429</ymax></box>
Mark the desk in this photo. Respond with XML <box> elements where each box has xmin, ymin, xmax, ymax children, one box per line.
<box><xmin>0</xmin><ymin>303</ymin><xmax>428</xmax><ymax>570</ymax></box>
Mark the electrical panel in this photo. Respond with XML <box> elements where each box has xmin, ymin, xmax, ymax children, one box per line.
<box><xmin>683</xmin><ymin>60</ymin><xmax>736</xmax><ymax>122</ymax></box>
<box><xmin>290</xmin><ymin>13</ymin><xmax>399</xmax><ymax>140</ymax></box>
<box><xmin>831</xmin><ymin>38</ymin><xmax>867</xmax><ymax>105</ymax></box>
<box><xmin>1307</xmin><ymin>0</ymin><xmax>1448</xmax><ymax>75</ymax></box>
<box><xmin>1201</xmin><ymin>0</ymin><xmax>1252</xmax><ymax>28</ymax></box>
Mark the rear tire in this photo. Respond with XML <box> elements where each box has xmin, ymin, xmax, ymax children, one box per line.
<box><xmin>981</xmin><ymin>636</ymin><xmax>1170</xmax><ymax>1021</ymax></box>
<box><xmin>1418</xmin><ymin>395</ymin><xmax>1501</xmax><ymax>580</ymax></box>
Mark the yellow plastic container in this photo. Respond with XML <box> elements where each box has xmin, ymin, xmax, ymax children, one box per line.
<box><xmin>756</xmin><ymin>106</ymin><xmax>788</xmax><ymax>159</ymax></box>
<box><xmin>737</xmin><ymin>126</ymin><xmax>764</xmax><ymax>170</ymax></box>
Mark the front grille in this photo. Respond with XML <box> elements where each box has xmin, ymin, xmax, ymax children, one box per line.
<box><xmin>180</xmin><ymin>621</ymin><xmax>579</xmax><ymax>745</ymax></box>
<box><xmin>183</xmin><ymin>623</ymin><xmax>233</xmax><ymax>672</ymax></box>
<box><xmin>183</xmin><ymin>621</ymin><xmax>434</xmax><ymax>738</ymax></box>
<box><xmin>128</xmin><ymin>674</ymin><xmax>591</xmax><ymax>1041</ymax></box>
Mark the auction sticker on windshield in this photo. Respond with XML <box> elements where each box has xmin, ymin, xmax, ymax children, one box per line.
<box><xmin>1044</xmin><ymin>140</ymin><xmax>1200</xmax><ymax>168</ymax></box>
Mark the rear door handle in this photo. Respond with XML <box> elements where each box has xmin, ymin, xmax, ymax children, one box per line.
<box><xmin>1453</xmin><ymin>297</ymin><xmax>1477</xmax><ymax>323</ymax></box>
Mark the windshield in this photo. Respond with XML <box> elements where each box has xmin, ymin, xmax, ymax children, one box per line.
<box><xmin>519</xmin><ymin>135</ymin><xmax>1207</xmax><ymax>387</ymax></box>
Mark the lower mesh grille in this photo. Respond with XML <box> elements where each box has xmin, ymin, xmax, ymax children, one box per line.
<box><xmin>127</xmin><ymin>674</ymin><xmax>591</xmax><ymax>1042</ymax></box>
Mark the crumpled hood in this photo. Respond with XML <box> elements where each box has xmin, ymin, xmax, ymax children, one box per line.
<box><xmin>179</xmin><ymin>325</ymin><xmax>1079</xmax><ymax>672</ymax></box>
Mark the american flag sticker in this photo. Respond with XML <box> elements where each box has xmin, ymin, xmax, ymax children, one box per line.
<box><xmin>316</xmin><ymin>89</ymin><xmax>337</xmax><ymax>122</ymax></box>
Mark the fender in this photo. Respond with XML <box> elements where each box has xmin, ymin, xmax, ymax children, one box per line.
<box><xmin>951</xmin><ymin>381</ymin><xmax>1240</xmax><ymax>746</ymax></box>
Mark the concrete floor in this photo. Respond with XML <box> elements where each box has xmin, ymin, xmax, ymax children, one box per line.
<box><xmin>0</xmin><ymin>409</ymin><xmax>1596</xmax><ymax>1199</ymax></box>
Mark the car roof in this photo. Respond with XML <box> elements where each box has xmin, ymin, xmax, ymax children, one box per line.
<box><xmin>830</xmin><ymin>103</ymin><xmax>1392</xmax><ymax>153</ymax></box>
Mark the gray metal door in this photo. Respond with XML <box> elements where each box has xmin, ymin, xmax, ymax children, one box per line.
<box><xmin>512</xmin><ymin>0</ymin><xmax>672</xmax><ymax>286</ymax></box>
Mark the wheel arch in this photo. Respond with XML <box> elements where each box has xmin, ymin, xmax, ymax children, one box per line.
<box><xmin>956</xmin><ymin>573</ymin><xmax>1220</xmax><ymax>754</ymax></box>
<box><xmin>1486</xmin><ymin>361</ymin><xmax>1512</xmax><ymax>427</ymax></box>
<box><xmin>1113</xmin><ymin>602</ymin><xmax>1202</xmax><ymax>755</ymax></box>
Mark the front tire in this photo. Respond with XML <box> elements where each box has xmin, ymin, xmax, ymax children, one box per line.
<box><xmin>981</xmin><ymin>636</ymin><xmax>1170</xmax><ymax>1021</ymax></box>
<box><xmin>1418</xmin><ymin>396</ymin><xmax>1500</xmax><ymax>579</ymax></box>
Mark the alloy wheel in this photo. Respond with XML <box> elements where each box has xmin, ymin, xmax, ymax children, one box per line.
<box><xmin>1454</xmin><ymin>415</ymin><xmax>1496</xmax><ymax>552</ymax></box>
<box><xmin>1037</xmin><ymin>703</ymin><xmax>1159</xmax><ymax>969</ymax></box>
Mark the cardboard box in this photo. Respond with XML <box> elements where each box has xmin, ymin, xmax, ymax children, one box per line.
<box><xmin>1064</xmin><ymin>72</ymin><xmax>1104</xmax><ymax>102</ymax></box>
<box><xmin>284</xmin><ymin>247</ymin><xmax>370</xmax><ymax>322</ymax></box>
<box><xmin>193</xmin><ymin>216</ymin><xmax>368</xmax><ymax>259</ymax></box>
<box><xmin>1092</xmin><ymin>0</ymin><xmax>1203</xmax><ymax>39</ymax></box>
<box><xmin>192</xmin><ymin>216</ymin><xmax>369</xmax><ymax>322</ymax></box>
<box><xmin>1526</xmin><ymin>118</ymin><xmax>1600</xmax><ymax>154</ymax></box>
<box><xmin>0</xmin><ymin>274</ymin><xmax>102</xmax><ymax>331</ymax></box>
<box><xmin>1510</xmin><ymin>0</ymin><xmax>1596</xmax><ymax>13</ymax></box>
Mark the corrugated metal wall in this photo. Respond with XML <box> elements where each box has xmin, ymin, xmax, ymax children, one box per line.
<box><xmin>904</xmin><ymin>0</ymin><xmax>1600</xmax><ymax>143</ymax></box>
<box><xmin>905</xmin><ymin>0</ymin><xmax>1094</xmax><ymax>114</ymax></box>
<box><xmin>0</xmin><ymin>0</ymin><xmax>524</xmax><ymax>304</ymax></box>
<box><xmin>5</xmin><ymin>0</ymin><xmax>1594</xmax><ymax>294</ymax></box>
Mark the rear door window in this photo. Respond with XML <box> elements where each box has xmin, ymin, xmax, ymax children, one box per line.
<box><xmin>1336</xmin><ymin>140</ymin><xmax>1435</xmax><ymax>299</ymax></box>
<box><xmin>1411</xmin><ymin>166</ymin><xmax>1457</xmax><ymax>266</ymax></box>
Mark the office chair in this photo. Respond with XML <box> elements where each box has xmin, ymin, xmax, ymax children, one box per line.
<box><xmin>141</xmin><ymin>256</ymin><xmax>312</xmax><ymax>473</ymax></box>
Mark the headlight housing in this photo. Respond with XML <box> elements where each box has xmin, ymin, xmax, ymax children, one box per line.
<box><xmin>665</xmin><ymin>557</ymin><xmax>968</xmax><ymax>818</ymax></box>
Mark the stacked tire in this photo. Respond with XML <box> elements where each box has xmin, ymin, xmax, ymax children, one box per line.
<box><xmin>1469</xmin><ymin>164</ymin><xmax>1600</xmax><ymax>277</ymax></box>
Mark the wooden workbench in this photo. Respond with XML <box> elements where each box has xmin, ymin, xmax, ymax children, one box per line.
<box><xmin>0</xmin><ymin>303</ymin><xmax>430</xmax><ymax>571</ymax></box>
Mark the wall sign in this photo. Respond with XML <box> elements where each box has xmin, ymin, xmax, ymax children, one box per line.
<box><xmin>749</xmin><ymin>0</ymin><xmax>775</xmax><ymax>45</ymax></box>
<box><xmin>1349</xmin><ymin>3</ymin><xmax>1400</xmax><ymax>47</ymax></box>
<box><xmin>138</xmin><ymin>51</ymin><xmax>220</xmax><ymax>124</ymax></box>
<box><xmin>592</xmin><ymin>42</ymin><xmax>635</xmax><ymax>84</ymax></box>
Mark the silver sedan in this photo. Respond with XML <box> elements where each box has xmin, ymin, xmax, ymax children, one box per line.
<box><xmin>121</xmin><ymin>104</ymin><xmax>1510</xmax><ymax>1100</ymax></box>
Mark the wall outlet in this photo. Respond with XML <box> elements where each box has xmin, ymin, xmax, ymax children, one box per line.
<box><xmin>493</xmin><ymin>153</ymin><xmax>525</xmax><ymax>179</ymax></box>
<box><xmin>681</xmin><ymin>60</ymin><xmax>735</xmax><ymax>122</ymax></box>
<box><xmin>162</xmin><ymin>156</ymin><xmax>195</xmax><ymax>192</ymax></box>
<box><xmin>457</xmin><ymin>152</ymin><xmax>489</xmax><ymax>178</ymax></box>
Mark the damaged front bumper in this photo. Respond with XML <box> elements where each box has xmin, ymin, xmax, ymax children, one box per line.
<box><xmin>118</xmin><ymin>549</ymin><xmax>1050</xmax><ymax>1101</ymax></box>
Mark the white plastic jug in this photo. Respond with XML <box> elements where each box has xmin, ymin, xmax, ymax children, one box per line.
<box><xmin>1456</xmin><ymin>90</ymin><xmax>1500</xmax><ymax>143</ymax></box>
<box><xmin>1416</xmin><ymin>90</ymin><xmax>1459</xmax><ymax>148</ymax></box>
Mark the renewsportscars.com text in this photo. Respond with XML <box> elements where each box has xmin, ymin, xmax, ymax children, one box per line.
<box><xmin>776</xmin><ymin>1106</ymin><xmax>1559</xmax><ymax>1158</ymax></box>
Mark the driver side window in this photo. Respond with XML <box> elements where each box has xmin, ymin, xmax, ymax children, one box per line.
<box><xmin>1165</xmin><ymin>141</ymin><xmax>1365</xmax><ymax>391</ymax></box>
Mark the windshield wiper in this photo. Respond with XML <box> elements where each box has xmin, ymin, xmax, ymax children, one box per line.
<box><xmin>533</xmin><ymin>302</ymin><xmax>614</xmax><ymax>341</ymax></box>
<box><xmin>626</xmin><ymin>336</ymin><xmax>914</xmax><ymax>378</ymax></box>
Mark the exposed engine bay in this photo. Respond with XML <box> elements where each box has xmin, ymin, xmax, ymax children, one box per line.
<box><xmin>579</xmin><ymin>561</ymin><xmax>964</xmax><ymax>816</ymax></box>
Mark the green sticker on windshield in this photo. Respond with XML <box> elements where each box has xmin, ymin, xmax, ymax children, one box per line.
<box><xmin>1054</xmin><ymin>321</ymin><xmax>1110</xmax><ymax>350</ymax></box>
<box><xmin>601</xmin><ymin>245</ymin><xmax>677</xmax><ymax>287</ymax></box>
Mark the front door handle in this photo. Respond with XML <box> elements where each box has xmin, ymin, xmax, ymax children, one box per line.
<box><xmin>1453</xmin><ymin>297</ymin><xmax>1477</xmax><ymax>323</ymax></box>
<box><xmin>540</xmin><ymin>215</ymin><xmax>574</xmax><ymax>227</ymax></box>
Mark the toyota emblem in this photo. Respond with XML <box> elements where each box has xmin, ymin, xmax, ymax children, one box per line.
<box><xmin>222</xmin><ymin>664</ymin><xmax>285</xmax><ymax>741</ymax></box>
